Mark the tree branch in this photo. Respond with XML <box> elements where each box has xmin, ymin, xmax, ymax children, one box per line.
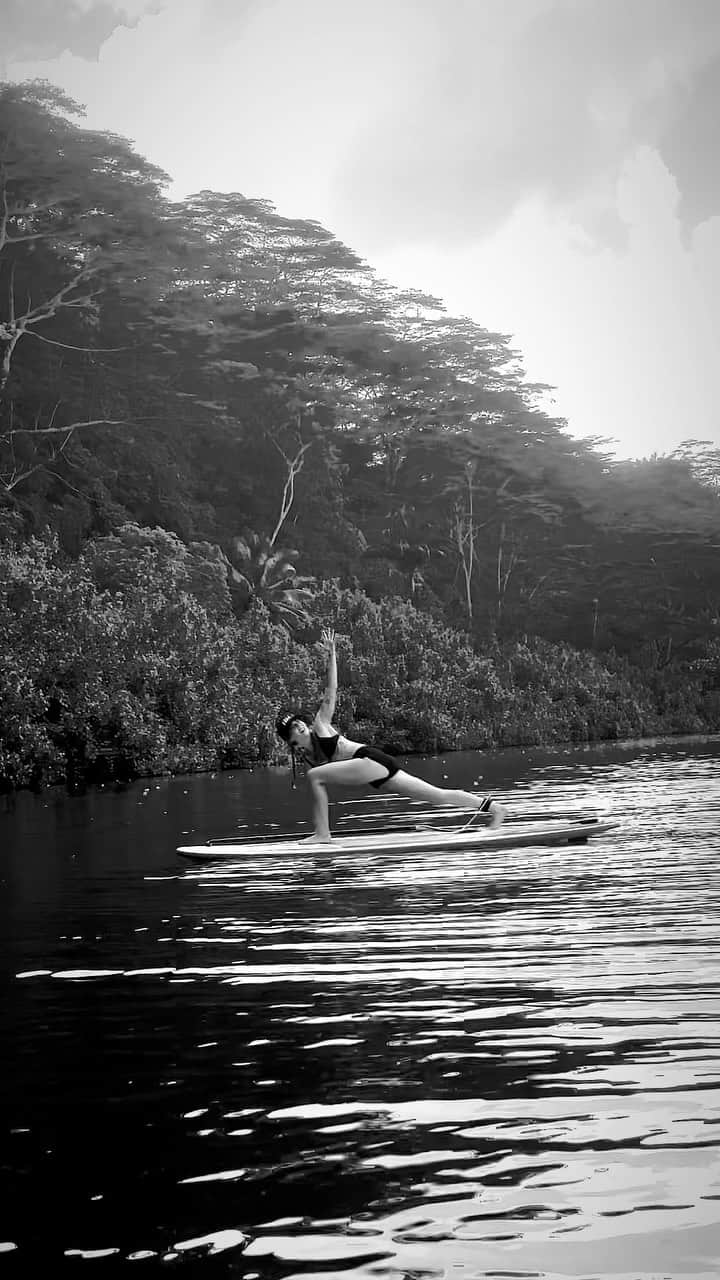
<box><xmin>0</xmin><ymin>169</ymin><xmax>10</xmax><ymax>255</ymax></box>
<box><xmin>4</xmin><ymin>231</ymin><xmax>49</xmax><ymax>245</ymax></box>
<box><xmin>26</xmin><ymin>330</ymin><xmax>130</xmax><ymax>354</ymax></box>
<box><xmin>0</xmin><ymin>266</ymin><xmax>97</xmax><ymax>392</ymax></box>
<box><xmin>0</xmin><ymin>427</ymin><xmax>74</xmax><ymax>492</ymax></box>
<box><xmin>1</xmin><ymin>417</ymin><xmax>127</xmax><ymax>439</ymax></box>
<box><xmin>269</xmin><ymin>436</ymin><xmax>312</xmax><ymax>547</ymax></box>
<box><xmin>0</xmin><ymin>264</ymin><xmax>22</xmax><ymax>393</ymax></box>
<box><xmin>0</xmin><ymin>413</ymin><xmax>132</xmax><ymax>493</ymax></box>
<box><xmin>22</xmin><ymin>269</ymin><xmax>95</xmax><ymax>326</ymax></box>
<box><xmin>451</xmin><ymin>463</ymin><xmax>477</xmax><ymax>623</ymax></box>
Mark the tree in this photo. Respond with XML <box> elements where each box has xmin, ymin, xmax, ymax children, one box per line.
<box><xmin>223</xmin><ymin>534</ymin><xmax>315</xmax><ymax>628</ymax></box>
<box><xmin>0</xmin><ymin>80</ymin><xmax>196</xmax><ymax>508</ymax></box>
<box><xmin>179</xmin><ymin>189</ymin><xmax>371</xmax><ymax>315</ymax></box>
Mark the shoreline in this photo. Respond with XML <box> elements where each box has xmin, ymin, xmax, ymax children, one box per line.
<box><xmin>3</xmin><ymin>727</ymin><xmax>718</xmax><ymax>800</ymax></box>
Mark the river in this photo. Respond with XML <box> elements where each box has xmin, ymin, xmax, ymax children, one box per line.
<box><xmin>2</xmin><ymin>735</ymin><xmax>719</xmax><ymax>1277</ymax></box>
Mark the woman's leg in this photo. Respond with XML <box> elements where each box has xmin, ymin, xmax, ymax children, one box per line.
<box><xmin>306</xmin><ymin>758</ymin><xmax>391</xmax><ymax>840</ymax></box>
<box><xmin>308</xmin><ymin>774</ymin><xmax>332</xmax><ymax>841</ymax></box>
<box><xmin>306</xmin><ymin>760</ymin><xmax>505</xmax><ymax>836</ymax></box>
<box><xmin>389</xmin><ymin>770</ymin><xmax>506</xmax><ymax>827</ymax></box>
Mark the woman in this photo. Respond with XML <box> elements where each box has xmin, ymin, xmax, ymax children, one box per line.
<box><xmin>276</xmin><ymin>629</ymin><xmax>506</xmax><ymax>842</ymax></box>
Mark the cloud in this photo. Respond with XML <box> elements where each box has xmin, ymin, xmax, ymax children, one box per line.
<box><xmin>647</xmin><ymin>53</ymin><xmax>720</xmax><ymax>235</ymax></box>
<box><xmin>6</xmin><ymin>0</ymin><xmax>720</xmax><ymax>255</ymax></box>
<box><xmin>331</xmin><ymin>0</ymin><xmax>720</xmax><ymax>250</ymax></box>
<box><xmin>1</xmin><ymin>0</ymin><xmax>159</xmax><ymax>66</ymax></box>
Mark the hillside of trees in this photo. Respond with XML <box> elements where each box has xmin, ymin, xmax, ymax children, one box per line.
<box><xmin>1</xmin><ymin>80</ymin><xmax>719</xmax><ymax>789</ymax></box>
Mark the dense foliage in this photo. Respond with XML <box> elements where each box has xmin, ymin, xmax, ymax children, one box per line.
<box><xmin>1</xmin><ymin>81</ymin><xmax>719</xmax><ymax>789</ymax></box>
<box><xmin>1</xmin><ymin>532</ymin><xmax>718</xmax><ymax>790</ymax></box>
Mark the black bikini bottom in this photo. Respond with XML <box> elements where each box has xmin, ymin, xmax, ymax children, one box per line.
<box><xmin>353</xmin><ymin>746</ymin><xmax>400</xmax><ymax>789</ymax></box>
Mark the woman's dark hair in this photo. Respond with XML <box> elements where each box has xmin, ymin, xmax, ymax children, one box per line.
<box><xmin>275</xmin><ymin>711</ymin><xmax>302</xmax><ymax>742</ymax></box>
<box><xmin>275</xmin><ymin>711</ymin><xmax>305</xmax><ymax>788</ymax></box>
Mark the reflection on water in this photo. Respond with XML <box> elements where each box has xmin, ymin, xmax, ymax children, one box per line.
<box><xmin>2</xmin><ymin>735</ymin><xmax>720</xmax><ymax>1277</ymax></box>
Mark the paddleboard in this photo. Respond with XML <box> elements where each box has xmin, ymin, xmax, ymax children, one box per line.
<box><xmin>177</xmin><ymin>817</ymin><xmax>618</xmax><ymax>861</ymax></box>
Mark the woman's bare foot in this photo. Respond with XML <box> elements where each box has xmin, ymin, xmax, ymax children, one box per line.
<box><xmin>486</xmin><ymin>801</ymin><xmax>506</xmax><ymax>829</ymax></box>
<box><xmin>302</xmin><ymin>834</ymin><xmax>333</xmax><ymax>845</ymax></box>
<box><xmin>461</xmin><ymin>794</ymin><xmax>506</xmax><ymax>827</ymax></box>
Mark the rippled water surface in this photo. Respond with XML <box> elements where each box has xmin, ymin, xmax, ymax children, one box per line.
<box><xmin>2</xmin><ymin>736</ymin><xmax>720</xmax><ymax>1277</ymax></box>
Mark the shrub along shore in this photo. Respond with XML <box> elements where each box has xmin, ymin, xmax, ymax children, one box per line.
<box><xmin>2</xmin><ymin>535</ymin><xmax>718</xmax><ymax>792</ymax></box>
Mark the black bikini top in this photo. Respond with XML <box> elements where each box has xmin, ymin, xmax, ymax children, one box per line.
<box><xmin>307</xmin><ymin>731</ymin><xmax>340</xmax><ymax>763</ymax></box>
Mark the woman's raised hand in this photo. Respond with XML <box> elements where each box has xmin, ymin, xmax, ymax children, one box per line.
<box><xmin>320</xmin><ymin>627</ymin><xmax>336</xmax><ymax>652</ymax></box>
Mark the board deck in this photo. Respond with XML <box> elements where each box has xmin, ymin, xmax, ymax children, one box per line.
<box><xmin>177</xmin><ymin>817</ymin><xmax>618</xmax><ymax>861</ymax></box>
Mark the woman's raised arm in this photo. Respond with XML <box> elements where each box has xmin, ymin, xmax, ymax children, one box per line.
<box><xmin>314</xmin><ymin>628</ymin><xmax>337</xmax><ymax>728</ymax></box>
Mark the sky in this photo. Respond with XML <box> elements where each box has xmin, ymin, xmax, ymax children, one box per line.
<box><xmin>4</xmin><ymin>0</ymin><xmax>720</xmax><ymax>460</ymax></box>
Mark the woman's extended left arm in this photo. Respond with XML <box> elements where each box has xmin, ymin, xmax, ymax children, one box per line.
<box><xmin>314</xmin><ymin>628</ymin><xmax>337</xmax><ymax>730</ymax></box>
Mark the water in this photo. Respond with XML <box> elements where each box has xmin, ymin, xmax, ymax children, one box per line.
<box><xmin>2</xmin><ymin>736</ymin><xmax>719</xmax><ymax>1277</ymax></box>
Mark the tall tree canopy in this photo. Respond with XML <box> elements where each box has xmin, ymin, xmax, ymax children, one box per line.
<box><xmin>1</xmin><ymin>77</ymin><xmax>719</xmax><ymax>668</ymax></box>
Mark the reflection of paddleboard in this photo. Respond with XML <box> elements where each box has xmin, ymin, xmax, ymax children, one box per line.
<box><xmin>177</xmin><ymin>818</ymin><xmax>618</xmax><ymax>861</ymax></box>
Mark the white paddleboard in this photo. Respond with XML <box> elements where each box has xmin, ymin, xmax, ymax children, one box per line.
<box><xmin>177</xmin><ymin>818</ymin><xmax>618</xmax><ymax>861</ymax></box>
